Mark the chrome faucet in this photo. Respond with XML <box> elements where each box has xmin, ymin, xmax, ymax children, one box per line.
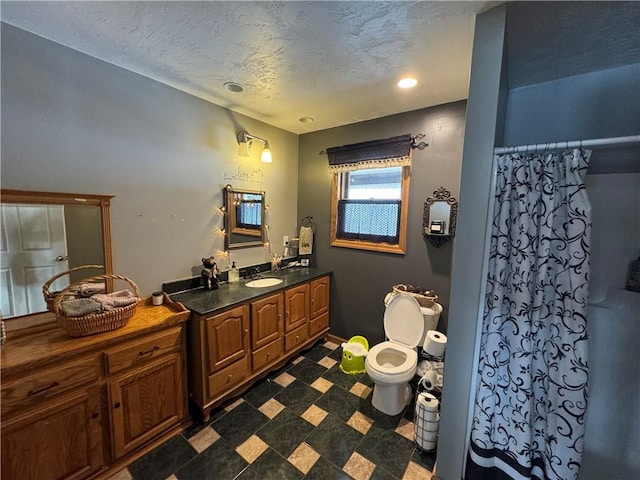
<box><xmin>247</xmin><ymin>267</ymin><xmax>260</xmax><ymax>279</ymax></box>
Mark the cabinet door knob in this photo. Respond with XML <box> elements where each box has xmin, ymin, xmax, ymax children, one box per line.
<box><xmin>91</xmin><ymin>412</ymin><xmax>100</xmax><ymax>419</ymax></box>
<box><xmin>311</xmin><ymin>299</ymin><xmax>315</xmax><ymax>304</ymax></box>
<box><xmin>114</xmin><ymin>402</ymin><xmax>121</xmax><ymax>409</ymax></box>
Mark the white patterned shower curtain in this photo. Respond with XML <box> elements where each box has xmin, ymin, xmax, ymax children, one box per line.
<box><xmin>465</xmin><ymin>149</ymin><xmax>592</xmax><ymax>480</ymax></box>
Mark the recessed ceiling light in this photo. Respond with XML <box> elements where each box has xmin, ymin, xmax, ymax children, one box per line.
<box><xmin>298</xmin><ymin>116</ymin><xmax>314</xmax><ymax>123</ymax></box>
<box><xmin>224</xmin><ymin>82</ymin><xmax>244</xmax><ymax>93</ymax></box>
<box><xmin>397</xmin><ymin>77</ymin><xmax>418</xmax><ymax>89</ymax></box>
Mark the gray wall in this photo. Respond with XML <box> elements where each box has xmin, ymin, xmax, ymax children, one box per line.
<box><xmin>1</xmin><ymin>24</ymin><xmax>300</xmax><ymax>297</ymax></box>
<box><xmin>437</xmin><ymin>6</ymin><xmax>507</xmax><ymax>480</ymax></box>
<box><xmin>297</xmin><ymin>102</ymin><xmax>467</xmax><ymax>344</ymax></box>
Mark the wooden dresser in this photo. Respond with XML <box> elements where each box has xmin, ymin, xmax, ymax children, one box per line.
<box><xmin>0</xmin><ymin>296</ymin><xmax>190</xmax><ymax>480</ymax></box>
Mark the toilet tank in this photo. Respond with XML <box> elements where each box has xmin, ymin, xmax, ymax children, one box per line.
<box><xmin>419</xmin><ymin>303</ymin><xmax>442</xmax><ymax>346</ymax></box>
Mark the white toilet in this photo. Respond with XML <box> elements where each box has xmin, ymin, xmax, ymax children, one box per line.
<box><xmin>365</xmin><ymin>293</ymin><xmax>436</xmax><ymax>415</ymax></box>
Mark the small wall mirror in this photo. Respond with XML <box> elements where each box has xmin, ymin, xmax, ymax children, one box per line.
<box><xmin>224</xmin><ymin>185</ymin><xmax>266</xmax><ymax>250</ymax></box>
<box><xmin>0</xmin><ymin>189</ymin><xmax>113</xmax><ymax>329</ymax></box>
<box><xmin>423</xmin><ymin>187</ymin><xmax>458</xmax><ymax>247</ymax></box>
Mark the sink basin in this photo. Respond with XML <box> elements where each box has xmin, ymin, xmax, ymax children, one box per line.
<box><xmin>245</xmin><ymin>278</ymin><xmax>284</xmax><ymax>288</ymax></box>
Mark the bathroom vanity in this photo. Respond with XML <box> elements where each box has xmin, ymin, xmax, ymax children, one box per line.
<box><xmin>0</xmin><ymin>296</ymin><xmax>190</xmax><ymax>480</ymax></box>
<box><xmin>170</xmin><ymin>267</ymin><xmax>331</xmax><ymax>422</ymax></box>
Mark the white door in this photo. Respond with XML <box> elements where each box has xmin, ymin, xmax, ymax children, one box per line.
<box><xmin>0</xmin><ymin>204</ymin><xmax>69</xmax><ymax>318</ymax></box>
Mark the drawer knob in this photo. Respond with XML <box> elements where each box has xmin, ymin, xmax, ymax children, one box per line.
<box><xmin>226</xmin><ymin>375</ymin><xmax>232</xmax><ymax>383</ymax></box>
<box><xmin>27</xmin><ymin>381</ymin><xmax>60</xmax><ymax>397</ymax></box>
<box><xmin>296</xmin><ymin>335</ymin><xmax>300</xmax><ymax>340</ymax></box>
<box><xmin>91</xmin><ymin>412</ymin><xmax>100</xmax><ymax>419</ymax></box>
<box><xmin>266</xmin><ymin>352</ymin><xmax>270</xmax><ymax>359</ymax></box>
<box><xmin>138</xmin><ymin>345</ymin><xmax>160</xmax><ymax>357</ymax></box>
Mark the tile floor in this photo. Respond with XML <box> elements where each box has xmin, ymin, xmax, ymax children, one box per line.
<box><xmin>109</xmin><ymin>340</ymin><xmax>437</xmax><ymax>480</ymax></box>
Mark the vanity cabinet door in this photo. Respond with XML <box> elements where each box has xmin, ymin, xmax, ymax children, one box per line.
<box><xmin>284</xmin><ymin>283</ymin><xmax>310</xmax><ymax>333</ymax></box>
<box><xmin>250</xmin><ymin>293</ymin><xmax>284</xmax><ymax>350</ymax></box>
<box><xmin>1</xmin><ymin>387</ymin><xmax>103</xmax><ymax>480</ymax></box>
<box><xmin>206</xmin><ymin>304</ymin><xmax>250</xmax><ymax>373</ymax></box>
<box><xmin>310</xmin><ymin>276</ymin><xmax>330</xmax><ymax>319</ymax></box>
<box><xmin>108</xmin><ymin>353</ymin><xmax>185</xmax><ymax>460</ymax></box>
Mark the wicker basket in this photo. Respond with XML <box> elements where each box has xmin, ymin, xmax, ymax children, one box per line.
<box><xmin>53</xmin><ymin>274</ymin><xmax>140</xmax><ymax>337</ymax></box>
<box><xmin>392</xmin><ymin>284</ymin><xmax>438</xmax><ymax>308</ymax></box>
<box><xmin>42</xmin><ymin>265</ymin><xmax>104</xmax><ymax>312</ymax></box>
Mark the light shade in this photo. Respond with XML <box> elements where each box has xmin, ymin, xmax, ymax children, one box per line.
<box><xmin>236</xmin><ymin>129</ymin><xmax>273</xmax><ymax>163</ymax></box>
<box><xmin>261</xmin><ymin>145</ymin><xmax>272</xmax><ymax>163</ymax></box>
<box><xmin>238</xmin><ymin>140</ymin><xmax>250</xmax><ymax>157</ymax></box>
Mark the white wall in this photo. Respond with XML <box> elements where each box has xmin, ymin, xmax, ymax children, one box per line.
<box><xmin>1</xmin><ymin>23</ymin><xmax>299</xmax><ymax>297</ymax></box>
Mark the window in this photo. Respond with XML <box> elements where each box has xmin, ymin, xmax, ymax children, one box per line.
<box><xmin>236</xmin><ymin>194</ymin><xmax>262</xmax><ymax>229</ymax></box>
<box><xmin>331</xmin><ymin>165</ymin><xmax>410</xmax><ymax>254</ymax></box>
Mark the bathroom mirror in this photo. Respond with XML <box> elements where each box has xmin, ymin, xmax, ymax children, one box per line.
<box><xmin>0</xmin><ymin>189</ymin><xmax>114</xmax><ymax>329</ymax></box>
<box><xmin>423</xmin><ymin>187</ymin><xmax>457</xmax><ymax>247</ymax></box>
<box><xmin>223</xmin><ymin>185</ymin><xmax>266</xmax><ymax>250</ymax></box>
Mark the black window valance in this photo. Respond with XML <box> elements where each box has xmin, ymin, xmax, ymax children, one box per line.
<box><xmin>327</xmin><ymin>134</ymin><xmax>412</xmax><ymax>173</ymax></box>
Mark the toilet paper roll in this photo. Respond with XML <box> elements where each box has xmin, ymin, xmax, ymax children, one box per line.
<box><xmin>418</xmin><ymin>431</ymin><xmax>438</xmax><ymax>443</ymax></box>
<box><xmin>420</xmin><ymin>410</ymin><xmax>440</xmax><ymax>422</ymax></box>
<box><xmin>416</xmin><ymin>392</ymin><xmax>439</xmax><ymax>412</ymax></box>
<box><xmin>423</xmin><ymin>419</ymin><xmax>440</xmax><ymax>432</ymax></box>
<box><xmin>417</xmin><ymin>438</ymin><xmax>438</xmax><ymax>451</ymax></box>
<box><xmin>423</xmin><ymin>330</ymin><xmax>447</xmax><ymax>358</ymax></box>
<box><xmin>422</xmin><ymin>370</ymin><xmax>438</xmax><ymax>391</ymax></box>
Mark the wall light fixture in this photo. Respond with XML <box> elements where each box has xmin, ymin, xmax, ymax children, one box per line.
<box><xmin>237</xmin><ymin>130</ymin><xmax>273</xmax><ymax>163</ymax></box>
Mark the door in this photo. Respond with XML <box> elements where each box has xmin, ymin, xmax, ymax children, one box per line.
<box><xmin>0</xmin><ymin>204</ymin><xmax>69</xmax><ymax>317</ymax></box>
<box><xmin>310</xmin><ymin>276</ymin><xmax>330</xmax><ymax>319</ymax></box>
<box><xmin>108</xmin><ymin>353</ymin><xmax>186</xmax><ymax>459</ymax></box>
<box><xmin>1</xmin><ymin>387</ymin><xmax>103</xmax><ymax>480</ymax></box>
<box><xmin>250</xmin><ymin>293</ymin><xmax>283</xmax><ymax>350</ymax></box>
<box><xmin>206</xmin><ymin>304</ymin><xmax>250</xmax><ymax>373</ymax></box>
<box><xmin>284</xmin><ymin>283</ymin><xmax>309</xmax><ymax>332</ymax></box>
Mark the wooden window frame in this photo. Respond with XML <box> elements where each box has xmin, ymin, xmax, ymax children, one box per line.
<box><xmin>330</xmin><ymin>165</ymin><xmax>410</xmax><ymax>255</ymax></box>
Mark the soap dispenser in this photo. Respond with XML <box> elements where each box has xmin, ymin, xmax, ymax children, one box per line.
<box><xmin>229</xmin><ymin>261</ymin><xmax>239</xmax><ymax>283</ymax></box>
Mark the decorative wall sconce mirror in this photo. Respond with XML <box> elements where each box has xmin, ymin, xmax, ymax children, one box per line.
<box><xmin>223</xmin><ymin>185</ymin><xmax>266</xmax><ymax>250</ymax></box>
<box><xmin>423</xmin><ymin>187</ymin><xmax>458</xmax><ymax>247</ymax></box>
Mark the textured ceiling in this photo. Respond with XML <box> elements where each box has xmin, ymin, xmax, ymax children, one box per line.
<box><xmin>3</xmin><ymin>2</ymin><xmax>636</xmax><ymax>134</ymax></box>
<box><xmin>1</xmin><ymin>1</ymin><xmax>497</xmax><ymax>134</ymax></box>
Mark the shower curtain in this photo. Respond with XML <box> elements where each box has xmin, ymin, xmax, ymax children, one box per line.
<box><xmin>465</xmin><ymin>149</ymin><xmax>592</xmax><ymax>480</ymax></box>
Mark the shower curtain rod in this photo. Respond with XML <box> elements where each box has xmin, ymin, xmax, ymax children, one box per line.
<box><xmin>494</xmin><ymin>134</ymin><xmax>640</xmax><ymax>154</ymax></box>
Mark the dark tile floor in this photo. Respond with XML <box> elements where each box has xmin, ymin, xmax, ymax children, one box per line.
<box><xmin>111</xmin><ymin>340</ymin><xmax>437</xmax><ymax>480</ymax></box>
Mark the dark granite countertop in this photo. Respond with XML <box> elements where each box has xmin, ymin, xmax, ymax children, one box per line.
<box><xmin>170</xmin><ymin>267</ymin><xmax>332</xmax><ymax>316</ymax></box>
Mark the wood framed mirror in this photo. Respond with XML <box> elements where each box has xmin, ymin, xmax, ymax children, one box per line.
<box><xmin>223</xmin><ymin>185</ymin><xmax>266</xmax><ymax>250</ymax></box>
<box><xmin>1</xmin><ymin>189</ymin><xmax>113</xmax><ymax>332</ymax></box>
<box><xmin>423</xmin><ymin>187</ymin><xmax>458</xmax><ymax>247</ymax></box>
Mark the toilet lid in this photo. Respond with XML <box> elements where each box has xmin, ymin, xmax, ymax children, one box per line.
<box><xmin>384</xmin><ymin>293</ymin><xmax>425</xmax><ymax>348</ymax></box>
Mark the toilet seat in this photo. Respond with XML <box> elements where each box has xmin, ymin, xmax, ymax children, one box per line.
<box><xmin>366</xmin><ymin>342</ymin><xmax>417</xmax><ymax>376</ymax></box>
<box><xmin>383</xmin><ymin>293</ymin><xmax>425</xmax><ymax>348</ymax></box>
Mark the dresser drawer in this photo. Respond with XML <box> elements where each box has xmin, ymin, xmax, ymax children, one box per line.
<box><xmin>252</xmin><ymin>338</ymin><xmax>283</xmax><ymax>372</ymax></box>
<box><xmin>285</xmin><ymin>323</ymin><xmax>308</xmax><ymax>352</ymax></box>
<box><xmin>1</xmin><ymin>356</ymin><xmax>99</xmax><ymax>415</ymax></box>
<box><xmin>207</xmin><ymin>356</ymin><xmax>249</xmax><ymax>398</ymax></box>
<box><xmin>309</xmin><ymin>312</ymin><xmax>329</xmax><ymax>337</ymax></box>
<box><xmin>104</xmin><ymin>326</ymin><xmax>183</xmax><ymax>376</ymax></box>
